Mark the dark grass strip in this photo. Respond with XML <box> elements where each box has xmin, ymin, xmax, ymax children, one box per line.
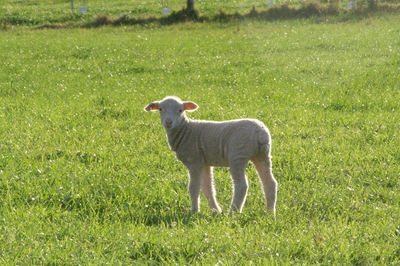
<box><xmin>86</xmin><ymin>2</ymin><xmax>400</xmax><ymax>27</ymax></box>
<box><xmin>27</xmin><ymin>2</ymin><xmax>400</xmax><ymax>30</ymax></box>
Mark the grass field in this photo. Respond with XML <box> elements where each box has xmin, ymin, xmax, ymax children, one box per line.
<box><xmin>1</xmin><ymin>0</ymin><xmax>399</xmax><ymax>26</ymax></box>
<box><xmin>1</xmin><ymin>5</ymin><xmax>400</xmax><ymax>264</ymax></box>
<box><xmin>1</xmin><ymin>0</ymin><xmax>303</xmax><ymax>26</ymax></box>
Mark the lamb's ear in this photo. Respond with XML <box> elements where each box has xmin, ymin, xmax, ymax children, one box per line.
<box><xmin>144</xmin><ymin>102</ymin><xmax>160</xmax><ymax>112</ymax></box>
<box><xmin>183</xmin><ymin>101</ymin><xmax>198</xmax><ymax>112</ymax></box>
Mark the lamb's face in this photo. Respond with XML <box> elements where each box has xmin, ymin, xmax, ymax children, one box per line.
<box><xmin>144</xmin><ymin>96</ymin><xmax>198</xmax><ymax>130</ymax></box>
<box><xmin>158</xmin><ymin>98</ymin><xmax>186</xmax><ymax>130</ymax></box>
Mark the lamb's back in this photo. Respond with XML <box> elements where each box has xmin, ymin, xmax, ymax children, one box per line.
<box><xmin>193</xmin><ymin>119</ymin><xmax>269</xmax><ymax>166</ymax></box>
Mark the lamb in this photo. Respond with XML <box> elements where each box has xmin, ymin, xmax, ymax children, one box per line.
<box><xmin>144</xmin><ymin>96</ymin><xmax>277</xmax><ymax>215</ymax></box>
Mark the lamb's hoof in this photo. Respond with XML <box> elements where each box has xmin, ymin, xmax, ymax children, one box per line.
<box><xmin>190</xmin><ymin>209</ymin><xmax>200</xmax><ymax>215</ymax></box>
<box><xmin>210</xmin><ymin>208</ymin><xmax>222</xmax><ymax>216</ymax></box>
<box><xmin>228</xmin><ymin>209</ymin><xmax>241</xmax><ymax>215</ymax></box>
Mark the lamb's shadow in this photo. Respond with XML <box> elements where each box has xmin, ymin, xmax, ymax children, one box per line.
<box><xmin>134</xmin><ymin>206</ymin><xmax>274</xmax><ymax>227</ymax></box>
<box><xmin>138</xmin><ymin>208</ymin><xmax>219</xmax><ymax>227</ymax></box>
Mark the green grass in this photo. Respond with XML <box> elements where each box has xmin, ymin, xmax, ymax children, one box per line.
<box><xmin>1</xmin><ymin>12</ymin><xmax>400</xmax><ymax>264</ymax></box>
<box><xmin>1</xmin><ymin>0</ymin><xmax>294</xmax><ymax>26</ymax></box>
<box><xmin>1</xmin><ymin>0</ymin><xmax>399</xmax><ymax>27</ymax></box>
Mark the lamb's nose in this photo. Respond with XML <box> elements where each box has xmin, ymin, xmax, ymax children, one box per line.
<box><xmin>165</xmin><ymin>119</ymin><xmax>172</xmax><ymax>128</ymax></box>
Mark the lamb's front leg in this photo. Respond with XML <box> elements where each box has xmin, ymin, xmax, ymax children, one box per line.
<box><xmin>188</xmin><ymin>166</ymin><xmax>203</xmax><ymax>213</ymax></box>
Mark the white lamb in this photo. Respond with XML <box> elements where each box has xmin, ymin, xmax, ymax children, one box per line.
<box><xmin>144</xmin><ymin>96</ymin><xmax>277</xmax><ymax>215</ymax></box>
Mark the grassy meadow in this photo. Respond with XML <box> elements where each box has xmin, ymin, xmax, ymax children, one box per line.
<box><xmin>1</xmin><ymin>3</ymin><xmax>400</xmax><ymax>264</ymax></box>
<box><xmin>1</xmin><ymin>0</ymin><xmax>399</xmax><ymax>27</ymax></box>
<box><xmin>1</xmin><ymin>0</ymin><xmax>304</xmax><ymax>26</ymax></box>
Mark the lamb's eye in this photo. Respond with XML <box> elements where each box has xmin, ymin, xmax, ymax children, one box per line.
<box><xmin>178</xmin><ymin>109</ymin><xmax>183</xmax><ymax>113</ymax></box>
<box><xmin>159</xmin><ymin>108</ymin><xmax>162</xmax><ymax>111</ymax></box>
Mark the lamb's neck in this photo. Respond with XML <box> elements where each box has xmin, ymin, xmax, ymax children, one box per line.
<box><xmin>166</xmin><ymin>120</ymin><xmax>191</xmax><ymax>151</ymax></box>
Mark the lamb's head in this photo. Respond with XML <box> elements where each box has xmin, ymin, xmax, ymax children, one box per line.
<box><xmin>144</xmin><ymin>96</ymin><xmax>198</xmax><ymax>130</ymax></box>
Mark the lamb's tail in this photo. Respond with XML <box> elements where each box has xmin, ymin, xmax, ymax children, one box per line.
<box><xmin>256</xmin><ymin>126</ymin><xmax>272</xmax><ymax>158</ymax></box>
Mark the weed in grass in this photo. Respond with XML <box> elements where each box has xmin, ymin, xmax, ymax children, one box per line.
<box><xmin>93</xmin><ymin>14</ymin><xmax>112</xmax><ymax>27</ymax></box>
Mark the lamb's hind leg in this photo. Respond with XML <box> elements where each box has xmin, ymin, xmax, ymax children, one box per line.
<box><xmin>229</xmin><ymin>160</ymin><xmax>249</xmax><ymax>213</ymax></box>
<box><xmin>252</xmin><ymin>157</ymin><xmax>278</xmax><ymax>215</ymax></box>
<box><xmin>201</xmin><ymin>166</ymin><xmax>222</xmax><ymax>213</ymax></box>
